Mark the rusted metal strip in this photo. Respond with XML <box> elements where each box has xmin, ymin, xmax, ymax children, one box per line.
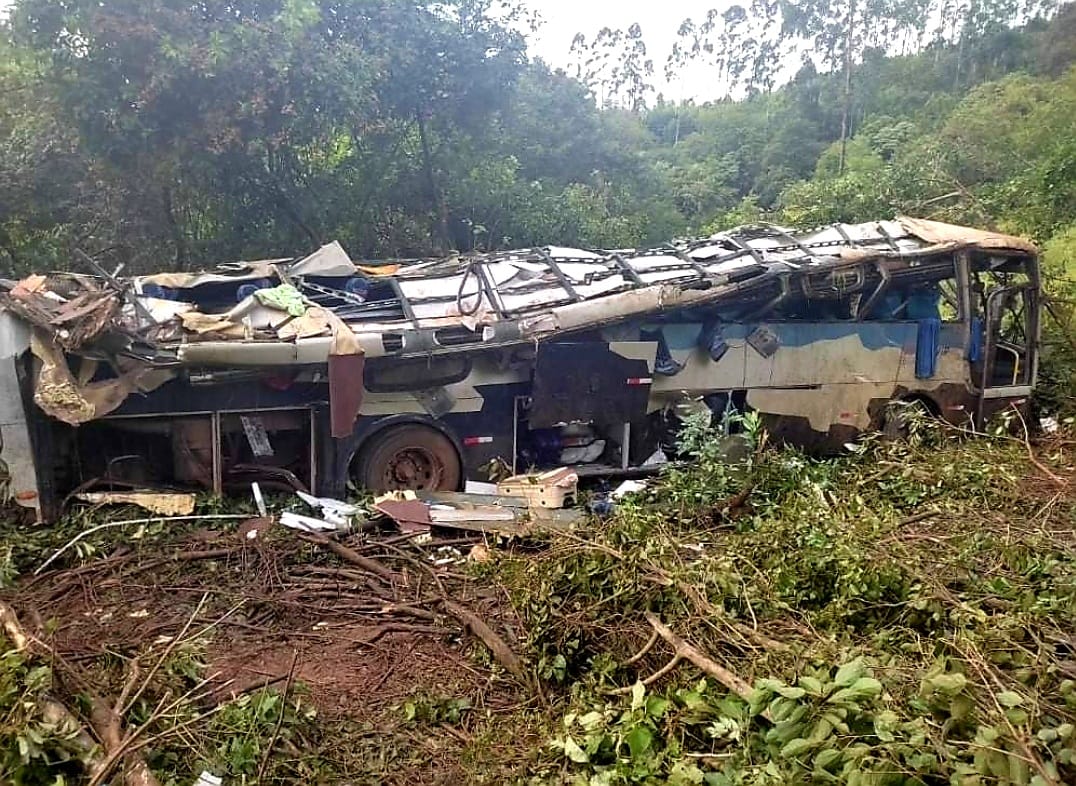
<box><xmin>474</xmin><ymin>262</ymin><xmax>508</xmax><ymax>319</ymax></box>
<box><xmin>536</xmin><ymin>248</ymin><xmax>581</xmax><ymax>302</ymax></box>
<box><xmin>876</xmin><ymin>223</ymin><xmax>902</xmax><ymax>252</ymax></box>
<box><xmin>610</xmin><ymin>252</ymin><xmax>644</xmax><ymax>285</ymax></box>
<box><xmin>667</xmin><ymin>247</ymin><xmax>710</xmax><ymax>277</ymax></box>
<box><xmin>761</xmin><ymin>223</ymin><xmax>819</xmax><ymax>263</ymax></box>
<box><xmin>388</xmin><ymin>277</ymin><xmax>417</xmax><ymax>325</ymax></box>
<box><xmin>722</xmin><ymin>233</ymin><xmax>766</xmax><ymax>266</ymax></box>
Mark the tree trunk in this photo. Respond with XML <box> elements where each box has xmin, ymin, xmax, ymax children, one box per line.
<box><xmin>838</xmin><ymin>0</ymin><xmax>856</xmax><ymax>176</ymax></box>
<box><xmin>416</xmin><ymin>112</ymin><xmax>451</xmax><ymax>252</ymax></box>
<box><xmin>161</xmin><ymin>185</ymin><xmax>188</xmax><ymax>270</ymax></box>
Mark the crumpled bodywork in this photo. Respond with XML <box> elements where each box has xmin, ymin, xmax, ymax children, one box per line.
<box><xmin>0</xmin><ymin>216</ymin><xmax>1038</xmax><ymax>424</ymax></box>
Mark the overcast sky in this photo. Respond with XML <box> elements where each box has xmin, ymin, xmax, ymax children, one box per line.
<box><xmin>525</xmin><ymin>0</ymin><xmax>733</xmax><ymax>102</ymax></box>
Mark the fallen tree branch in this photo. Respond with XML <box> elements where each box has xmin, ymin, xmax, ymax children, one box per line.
<box><xmin>35</xmin><ymin>514</ymin><xmax>251</xmax><ymax>575</ymax></box>
<box><xmin>613</xmin><ymin>655</ymin><xmax>683</xmax><ymax>693</ymax></box>
<box><xmin>257</xmin><ymin>649</ymin><xmax>299</xmax><ymax>783</ymax></box>
<box><xmin>297</xmin><ymin>532</ymin><xmax>399</xmax><ymax>584</ymax></box>
<box><xmin>638</xmin><ymin>612</ymin><xmax>754</xmax><ymax>701</ymax></box>
<box><xmin>0</xmin><ymin>600</ymin><xmax>162</xmax><ymax>786</ymax></box>
<box><xmin>1013</xmin><ymin>405</ymin><xmax>1067</xmax><ymax>488</ymax></box>
<box><xmin>623</xmin><ymin>630</ymin><xmax>660</xmax><ymax>666</ymax></box>
<box><xmin>441</xmin><ymin>599</ymin><xmax>523</xmax><ymax>678</ymax></box>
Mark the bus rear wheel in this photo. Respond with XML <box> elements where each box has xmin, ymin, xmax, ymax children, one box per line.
<box><xmin>352</xmin><ymin>424</ymin><xmax>461</xmax><ymax>493</ymax></box>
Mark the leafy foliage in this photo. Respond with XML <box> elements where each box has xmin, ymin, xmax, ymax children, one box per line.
<box><xmin>498</xmin><ymin>415</ymin><xmax>1076</xmax><ymax>785</ymax></box>
<box><xmin>0</xmin><ymin>643</ymin><xmax>90</xmax><ymax>786</ymax></box>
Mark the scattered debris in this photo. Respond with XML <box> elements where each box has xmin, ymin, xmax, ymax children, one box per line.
<box><xmin>295</xmin><ymin>490</ymin><xmax>362</xmax><ymax>529</ymax></box>
<box><xmin>373</xmin><ymin>492</ymin><xmax>432</xmax><ymax>534</ymax></box>
<box><xmin>76</xmin><ymin>491</ymin><xmax>197</xmax><ymax>516</ymax></box>
<box><xmin>497</xmin><ymin>467</ymin><xmax>578</xmax><ymax>509</ymax></box>
<box><xmin>251</xmin><ymin>482</ymin><xmax>267</xmax><ymax>517</ymax></box>
<box><xmin>612</xmin><ymin>479</ymin><xmax>647</xmax><ymax>498</ymax></box>
<box><xmin>279</xmin><ymin>511</ymin><xmax>342</xmax><ymax>533</ymax></box>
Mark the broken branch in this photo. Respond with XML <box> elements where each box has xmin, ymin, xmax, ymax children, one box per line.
<box><xmin>297</xmin><ymin>532</ymin><xmax>399</xmax><ymax>583</ymax></box>
<box><xmin>441</xmin><ymin>599</ymin><xmax>523</xmax><ymax>678</ymax></box>
<box><xmin>640</xmin><ymin>612</ymin><xmax>754</xmax><ymax>701</ymax></box>
<box><xmin>35</xmin><ymin>514</ymin><xmax>251</xmax><ymax>575</ymax></box>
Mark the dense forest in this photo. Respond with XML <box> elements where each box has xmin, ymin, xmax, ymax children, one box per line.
<box><xmin>0</xmin><ymin>0</ymin><xmax>1073</xmax><ymax>278</ymax></box>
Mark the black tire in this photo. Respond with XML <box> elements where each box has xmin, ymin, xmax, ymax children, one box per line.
<box><xmin>352</xmin><ymin>424</ymin><xmax>461</xmax><ymax>493</ymax></box>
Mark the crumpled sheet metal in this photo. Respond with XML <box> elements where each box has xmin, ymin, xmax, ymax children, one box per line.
<box><xmin>896</xmin><ymin>216</ymin><xmax>1039</xmax><ymax>255</ymax></box>
<box><xmin>3</xmin><ymin>219</ymin><xmax>1039</xmax><ymax>386</ymax></box>
<box><xmin>30</xmin><ymin>331</ymin><xmax>173</xmax><ymax>426</ymax></box>
<box><xmin>2</xmin><ymin>285</ymin><xmax>121</xmax><ymax>352</ymax></box>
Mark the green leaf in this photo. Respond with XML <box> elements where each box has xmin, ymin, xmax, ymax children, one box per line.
<box><xmin>815</xmin><ymin>748</ymin><xmax>843</xmax><ymax>770</ymax></box>
<box><xmin>578</xmin><ymin>711</ymin><xmax>604</xmax><ymax>731</ymax></box>
<box><xmin>833</xmin><ymin>659</ymin><xmax>866</xmax><ymax>688</ymax></box>
<box><xmin>799</xmin><ymin>676</ymin><xmax>826</xmax><ymax>696</ymax></box>
<box><xmin>829</xmin><ymin>677</ymin><xmax>882</xmax><ymax>705</ymax></box>
<box><xmin>780</xmin><ymin>737</ymin><xmax>814</xmax><ymax>758</ymax></box>
<box><xmin>997</xmin><ymin>691</ymin><xmax>1024</xmax><ymax>708</ymax></box>
<box><xmin>924</xmin><ymin>672</ymin><xmax>967</xmax><ymax>695</ymax></box>
<box><xmin>624</xmin><ymin>725</ymin><xmax>653</xmax><ymax>759</ymax></box>
<box><xmin>1005</xmin><ymin>708</ymin><xmax>1029</xmax><ymax>725</ymax></box>
<box><xmin>646</xmin><ymin>696</ymin><xmax>671</xmax><ymax>718</ymax></box>
<box><xmin>949</xmin><ymin>694</ymin><xmax>975</xmax><ymax>721</ymax></box>
<box><xmin>668</xmin><ymin>761</ymin><xmax>705</xmax><ymax>785</ymax></box>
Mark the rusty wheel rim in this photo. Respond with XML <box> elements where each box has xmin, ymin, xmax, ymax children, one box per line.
<box><xmin>381</xmin><ymin>446</ymin><xmax>444</xmax><ymax>491</ymax></box>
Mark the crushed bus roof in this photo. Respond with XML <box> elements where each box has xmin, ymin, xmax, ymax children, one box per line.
<box><xmin>0</xmin><ymin>217</ymin><xmax>1036</xmax><ymax>425</ymax></box>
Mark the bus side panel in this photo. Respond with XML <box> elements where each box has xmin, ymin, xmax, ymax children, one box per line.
<box><xmin>0</xmin><ymin>313</ymin><xmax>44</xmax><ymax>520</ymax></box>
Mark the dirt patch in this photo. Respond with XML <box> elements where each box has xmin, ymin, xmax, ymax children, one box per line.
<box><xmin>1</xmin><ymin>523</ymin><xmax>530</xmax><ymax>783</ymax></box>
<box><xmin>207</xmin><ymin>630</ymin><xmax>493</xmax><ymax>716</ymax></box>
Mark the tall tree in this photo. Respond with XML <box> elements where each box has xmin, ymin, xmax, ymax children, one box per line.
<box><xmin>7</xmin><ymin>0</ymin><xmax>526</xmax><ymax>265</ymax></box>
<box><xmin>666</xmin><ymin>1</ymin><xmax>785</xmax><ymax>98</ymax></box>
<box><xmin>570</xmin><ymin>23</ymin><xmax>654</xmax><ymax>111</ymax></box>
<box><xmin>778</xmin><ymin>0</ymin><xmax>929</xmax><ymax>173</ymax></box>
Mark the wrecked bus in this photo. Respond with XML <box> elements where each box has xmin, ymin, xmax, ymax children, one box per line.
<box><xmin>0</xmin><ymin>217</ymin><xmax>1040</xmax><ymax>521</ymax></box>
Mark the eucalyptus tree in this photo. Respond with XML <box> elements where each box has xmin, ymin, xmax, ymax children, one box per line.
<box><xmin>570</xmin><ymin>23</ymin><xmax>654</xmax><ymax>111</ymax></box>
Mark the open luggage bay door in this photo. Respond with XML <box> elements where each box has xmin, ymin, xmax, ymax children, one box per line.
<box><xmin>528</xmin><ymin>341</ymin><xmax>657</xmax><ymax>429</ymax></box>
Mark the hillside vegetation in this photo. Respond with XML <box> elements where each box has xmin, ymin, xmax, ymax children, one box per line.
<box><xmin>0</xmin><ymin>2</ymin><xmax>1074</xmax><ymax>272</ymax></box>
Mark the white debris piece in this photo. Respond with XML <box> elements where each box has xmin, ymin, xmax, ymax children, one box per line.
<box><xmin>251</xmin><ymin>482</ymin><xmax>267</xmax><ymax>517</ymax></box>
<box><xmin>296</xmin><ymin>490</ymin><xmax>361</xmax><ymax>516</ymax></box>
<box><xmin>293</xmin><ymin>490</ymin><xmax>361</xmax><ymax>529</ymax></box>
<box><xmin>612</xmin><ymin>480</ymin><xmax>647</xmax><ymax>498</ymax></box>
<box><xmin>464</xmin><ymin>480</ymin><xmax>498</xmax><ymax>494</ymax></box>
<box><xmin>279</xmin><ymin>511</ymin><xmax>341</xmax><ymax>533</ymax></box>
<box><xmin>641</xmin><ymin>449</ymin><xmax>668</xmax><ymax>467</ymax></box>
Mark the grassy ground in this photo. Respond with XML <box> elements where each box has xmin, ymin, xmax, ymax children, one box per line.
<box><xmin>1</xmin><ymin>415</ymin><xmax>1074</xmax><ymax>785</ymax></box>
